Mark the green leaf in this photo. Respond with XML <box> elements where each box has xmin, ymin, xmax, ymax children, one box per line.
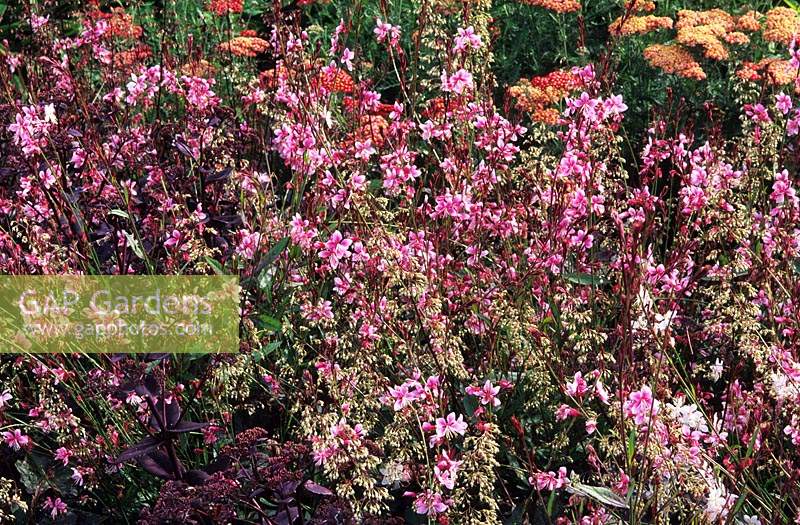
<box><xmin>259</xmin><ymin>314</ymin><xmax>282</xmax><ymax>332</ymax></box>
<box><xmin>567</xmin><ymin>481</ymin><xmax>629</xmax><ymax>509</ymax></box>
<box><xmin>204</xmin><ymin>256</ymin><xmax>226</xmax><ymax>275</ymax></box>
<box><xmin>109</xmin><ymin>209</ymin><xmax>130</xmax><ymax>219</ymax></box>
<box><xmin>564</xmin><ymin>272</ymin><xmax>605</xmax><ymax>286</ymax></box>
<box><xmin>122</xmin><ymin>230</ymin><xmax>146</xmax><ymax>260</ymax></box>
<box><xmin>15</xmin><ymin>459</ymin><xmax>42</xmax><ymax>495</ymax></box>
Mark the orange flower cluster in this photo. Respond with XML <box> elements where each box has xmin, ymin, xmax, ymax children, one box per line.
<box><xmin>509</xmin><ymin>70</ymin><xmax>581</xmax><ymax>124</ymax></box>
<box><xmin>735</xmin><ymin>10</ymin><xmax>762</xmax><ymax>32</ymax></box>
<box><xmin>259</xmin><ymin>66</ymin><xmax>287</xmax><ymax>90</ymax></box>
<box><xmin>673</xmin><ymin>9</ymin><xmax>750</xmax><ymax>61</ymax></box>
<box><xmin>643</xmin><ymin>44</ymin><xmax>706</xmax><ymax>80</ymax></box>
<box><xmin>218</xmin><ymin>37</ymin><xmax>269</xmax><ymax>57</ymax></box>
<box><xmin>89</xmin><ymin>8</ymin><xmax>143</xmax><ymax>40</ymax></box>
<box><xmin>318</xmin><ymin>67</ymin><xmax>356</xmax><ymax>94</ymax></box>
<box><xmin>351</xmin><ymin>115</ymin><xmax>390</xmax><ymax>147</ymax></box>
<box><xmin>517</xmin><ymin>0</ymin><xmax>581</xmax><ymax>14</ymax></box>
<box><xmin>625</xmin><ymin>0</ymin><xmax>655</xmax><ymax>13</ymax></box>
<box><xmin>422</xmin><ymin>97</ymin><xmax>465</xmax><ymax>119</ymax></box>
<box><xmin>113</xmin><ymin>45</ymin><xmax>152</xmax><ymax>68</ymax></box>
<box><xmin>342</xmin><ymin>97</ymin><xmax>395</xmax><ymax>116</ymax></box>
<box><xmin>610</xmin><ymin>15</ymin><xmax>673</xmax><ymax>36</ymax></box>
<box><xmin>208</xmin><ymin>0</ymin><xmax>244</xmax><ymax>16</ymax></box>
<box><xmin>182</xmin><ymin>59</ymin><xmax>218</xmax><ymax>79</ymax></box>
<box><xmin>737</xmin><ymin>59</ymin><xmax>798</xmax><ymax>86</ymax></box>
<box><xmin>763</xmin><ymin>7</ymin><xmax>800</xmax><ymax>45</ymax></box>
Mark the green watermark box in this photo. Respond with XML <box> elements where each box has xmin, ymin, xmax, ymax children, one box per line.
<box><xmin>0</xmin><ymin>276</ymin><xmax>240</xmax><ymax>353</ymax></box>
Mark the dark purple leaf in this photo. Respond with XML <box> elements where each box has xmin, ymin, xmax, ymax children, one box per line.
<box><xmin>274</xmin><ymin>506</ymin><xmax>299</xmax><ymax>525</ymax></box>
<box><xmin>206</xmin><ymin>167</ymin><xmax>232</xmax><ymax>183</ymax></box>
<box><xmin>138</xmin><ymin>450</ymin><xmax>179</xmax><ymax>480</ymax></box>
<box><xmin>167</xmin><ymin>420</ymin><xmax>208</xmax><ymax>433</ymax></box>
<box><xmin>175</xmin><ymin>140</ymin><xmax>195</xmax><ymax>159</ymax></box>
<box><xmin>115</xmin><ymin>436</ymin><xmax>161</xmax><ymax>464</ymax></box>
<box><xmin>304</xmin><ymin>480</ymin><xmax>334</xmax><ymax>496</ymax></box>
<box><xmin>184</xmin><ymin>469</ymin><xmax>211</xmax><ymax>485</ymax></box>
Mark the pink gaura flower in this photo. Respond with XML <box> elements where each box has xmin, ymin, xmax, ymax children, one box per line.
<box><xmin>435</xmin><ymin>412</ymin><xmax>468</xmax><ymax>440</ymax></box>
<box><xmin>43</xmin><ymin>497</ymin><xmax>67</xmax><ymax>519</ymax></box>
<box><xmin>411</xmin><ymin>489</ymin><xmax>449</xmax><ymax>515</ymax></box>
<box><xmin>466</xmin><ymin>380</ymin><xmax>501</xmax><ymax>407</ymax></box>
<box><xmin>54</xmin><ymin>446</ymin><xmax>72</xmax><ymax>466</ymax></box>
<box><xmin>624</xmin><ymin>385</ymin><xmax>660</xmax><ymax>426</ymax></box>
<box><xmin>453</xmin><ymin>26</ymin><xmax>482</xmax><ymax>53</ymax></box>
<box><xmin>441</xmin><ymin>68</ymin><xmax>473</xmax><ymax>95</ymax></box>
<box><xmin>374</xmin><ymin>19</ymin><xmax>401</xmax><ymax>47</ymax></box>
<box><xmin>3</xmin><ymin>429</ymin><xmax>30</xmax><ymax>450</ymax></box>
<box><xmin>318</xmin><ymin>230</ymin><xmax>352</xmax><ymax>269</ymax></box>
<box><xmin>0</xmin><ymin>390</ymin><xmax>11</xmax><ymax>409</ymax></box>
<box><xmin>555</xmin><ymin>404</ymin><xmax>580</xmax><ymax>421</ymax></box>
<box><xmin>776</xmin><ymin>93</ymin><xmax>793</xmax><ymax>115</ymax></box>
<box><xmin>531</xmin><ymin>466</ymin><xmax>569</xmax><ymax>491</ymax></box>
<box><xmin>236</xmin><ymin>229</ymin><xmax>261</xmax><ymax>259</ymax></box>
<box><xmin>566</xmin><ymin>372</ymin><xmax>588</xmax><ymax>398</ymax></box>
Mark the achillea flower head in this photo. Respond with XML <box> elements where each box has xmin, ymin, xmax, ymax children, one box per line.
<box><xmin>89</xmin><ymin>7</ymin><xmax>143</xmax><ymax>40</ymax></box>
<box><xmin>208</xmin><ymin>0</ymin><xmax>243</xmax><ymax>15</ymax></box>
<box><xmin>609</xmin><ymin>15</ymin><xmax>673</xmax><ymax>36</ymax></box>
<box><xmin>318</xmin><ymin>66</ymin><xmax>356</xmax><ymax>93</ymax></box>
<box><xmin>516</xmin><ymin>0</ymin><xmax>581</xmax><ymax>14</ymax></box>
<box><xmin>676</xmin><ymin>24</ymin><xmax>730</xmax><ymax>60</ymax></box>
<box><xmin>218</xmin><ymin>36</ymin><xmax>269</xmax><ymax>57</ymax></box>
<box><xmin>625</xmin><ymin>0</ymin><xmax>656</xmax><ymax>13</ymax></box>
<box><xmin>643</xmin><ymin>44</ymin><xmax>706</xmax><ymax>80</ymax></box>
<box><xmin>735</xmin><ymin>10</ymin><xmax>762</xmax><ymax>32</ymax></box>
<box><xmin>763</xmin><ymin>7</ymin><xmax>800</xmax><ymax>45</ymax></box>
<box><xmin>509</xmin><ymin>69</ymin><xmax>581</xmax><ymax>123</ymax></box>
<box><xmin>736</xmin><ymin>58</ymin><xmax>798</xmax><ymax>86</ymax></box>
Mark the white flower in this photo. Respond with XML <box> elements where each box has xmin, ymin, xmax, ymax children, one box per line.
<box><xmin>710</xmin><ymin>359</ymin><xmax>724</xmax><ymax>382</ymax></box>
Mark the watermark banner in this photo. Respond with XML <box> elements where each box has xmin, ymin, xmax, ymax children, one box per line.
<box><xmin>0</xmin><ymin>276</ymin><xmax>240</xmax><ymax>353</ymax></box>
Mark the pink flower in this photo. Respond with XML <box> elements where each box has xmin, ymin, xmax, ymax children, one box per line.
<box><xmin>624</xmin><ymin>385</ymin><xmax>660</xmax><ymax>426</ymax></box>
<box><xmin>341</xmin><ymin>48</ymin><xmax>355</xmax><ymax>71</ymax></box>
<box><xmin>771</xmin><ymin>169</ymin><xmax>796</xmax><ymax>205</ymax></box>
<box><xmin>466</xmin><ymin>380</ymin><xmax>501</xmax><ymax>407</ymax></box>
<box><xmin>776</xmin><ymin>93</ymin><xmax>793</xmax><ymax>115</ymax></box>
<box><xmin>31</xmin><ymin>14</ymin><xmax>50</xmax><ymax>31</ymax></box>
<box><xmin>0</xmin><ymin>390</ymin><xmax>11</xmax><ymax>409</ymax></box>
<box><xmin>3</xmin><ymin>429</ymin><xmax>30</xmax><ymax>450</ymax></box>
<box><xmin>453</xmin><ymin>26</ymin><xmax>482</xmax><ymax>53</ymax></box>
<box><xmin>374</xmin><ymin>19</ymin><xmax>401</xmax><ymax>47</ymax></box>
<box><xmin>435</xmin><ymin>412</ymin><xmax>468</xmax><ymax>440</ymax></box>
<box><xmin>318</xmin><ymin>230</ymin><xmax>353</xmax><ymax>269</ymax></box>
<box><xmin>164</xmin><ymin>230</ymin><xmax>183</xmax><ymax>249</ymax></box>
<box><xmin>566</xmin><ymin>372</ymin><xmax>588</xmax><ymax>398</ymax></box>
<box><xmin>555</xmin><ymin>404</ymin><xmax>580</xmax><ymax>421</ymax></box>
<box><xmin>412</xmin><ymin>490</ymin><xmax>449</xmax><ymax>515</ymax></box>
<box><xmin>354</xmin><ymin>139</ymin><xmax>376</xmax><ymax>161</ymax></box>
<box><xmin>441</xmin><ymin>68</ymin><xmax>473</xmax><ymax>95</ymax></box>
<box><xmin>236</xmin><ymin>229</ymin><xmax>261</xmax><ymax>259</ymax></box>
<box><xmin>54</xmin><ymin>447</ymin><xmax>72</xmax><ymax>466</ymax></box>
<box><xmin>388</xmin><ymin>383</ymin><xmax>418</xmax><ymax>411</ymax></box>
<box><xmin>43</xmin><ymin>497</ymin><xmax>67</xmax><ymax>519</ymax></box>
<box><xmin>531</xmin><ymin>467</ymin><xmax>569</xmax><ymax>491</ymax></box>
